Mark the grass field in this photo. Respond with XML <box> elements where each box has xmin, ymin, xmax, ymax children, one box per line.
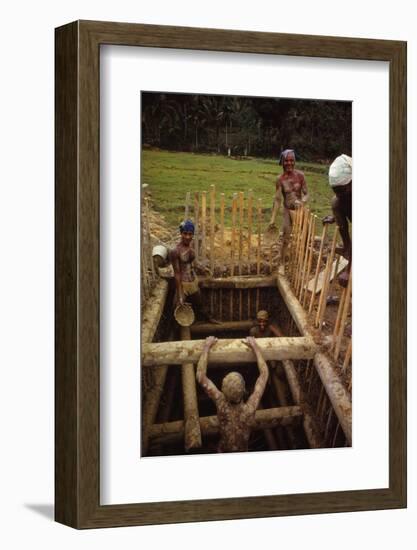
<box><xmin>141</xmin><ymin>149</ymin><xmax>334</xmax><ymax>230</ymax></box>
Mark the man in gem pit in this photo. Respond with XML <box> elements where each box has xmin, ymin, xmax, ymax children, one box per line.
<box><xmin>169</xmin><ymin>219</ymin><xmax>219</xmax><ymax>323</ymax></box>
<box><xmin>196</xmin><ymin>336</ymin><xmax>269</xmax><ymax>453</ymax></box>
<box><xmin>322</xmin><ymin>154</ymin><xmax>352</xmax><ymax>288</ymax></box>
<box><xmin>268</xmin><ymin>149</ymin><xmax>309</xmax><ymax>263</ymax></box>
<box><xmin>249</xmin><ymin>310</ymin><xmax>283</xmax><ymax>338</ymax></box>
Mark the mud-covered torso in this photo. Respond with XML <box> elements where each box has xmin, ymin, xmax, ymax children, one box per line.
<box><xmin>278</xmin><ymin>169</ymin><xmax>307</xmax><ymax>210</ymax></box>
<box><xmin>170</xmin><ymin>244</ymin><xmax>196</xmax><ymax>282</ymax></box>
<box><xmin>216</xmin><ymin>398</ymin><xmax>256</xmax><ymax>453</ymax></box>
<box><xmin>249</xmin><ymin>325</ymin><xmax>274</xmax><ymax>338</ymax></box>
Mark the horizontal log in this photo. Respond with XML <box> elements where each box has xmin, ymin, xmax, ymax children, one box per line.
<box><xmin>199</xmin><ymin>275</ymin><xmax>277</xmax><ymax>289</ymax></box>
<box><xmin>313</xmin><ymin>352</ymin><xmax>352</xmax><ymax>445</ymax></box>
<box><xmin>149</xmin><ymin>406</ymin><xmax>303</xmax><ymax>440</ymax></box>
<box><xmin>190</xmin><ymin>320</ymin><xmax>254</xmax><ymax>335</ymax></box>
<box><xmin>142</xmin><ymin>336</ymin><xmax>318</xmax><ymax>366</ymax></box>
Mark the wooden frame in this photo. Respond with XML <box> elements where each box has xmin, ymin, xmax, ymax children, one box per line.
<box><xmin>55</xmin><ymin>20</ymin><xmax>406</xmax><ymax>528</ymax></box>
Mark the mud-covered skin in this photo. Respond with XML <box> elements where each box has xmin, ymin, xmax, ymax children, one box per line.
<box><xmin>196</xmin><ymin>336</ymin><xmax>269</xmax><ymax>453</ymax></box>
<box><xmin>250</xmin><ymin>321</ymin><xmax>283</xmax><ymax>338</ymax></box>
<box><xmin>323</xmin><ymin>182</ymin><xmax>352</xmax><ymax>287</ymax></box>
<box><xmin>277</xmin><ymin>169</ymin><xmax>308</xmax><ymax>212</ymax></box>
<box><xmin>170</xmin><ymin>243</ymin><xmax>196</xmax><ymax>284</ymax></box>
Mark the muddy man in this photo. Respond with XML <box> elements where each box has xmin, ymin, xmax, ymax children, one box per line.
<box><xmin>196</xmin><ymin>336</ymin><xmax>269</xmax><ymax>453</ymax></box>
<box><xmin>170</xmin><ymin>219</ymin><xmax>219</xmax><ymax>323</ymax></box>
<box><xmin>322</xmin><ymin>154</ymin><xmax>352</xmax><ymax>287</ymax></box>
<box><xmin>268</xmin><ymin>149</ymin><xmax>309</xmax><ymax>263</ymax></box>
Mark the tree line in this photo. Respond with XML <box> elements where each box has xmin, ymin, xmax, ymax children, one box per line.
<box><xmin>142</xmin><ymin>92</ymin><xmax>352</xmax><ymax>162</ymax></box>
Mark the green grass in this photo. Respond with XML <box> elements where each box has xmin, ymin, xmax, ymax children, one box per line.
<box><xmin>141</xmin><ymin>150</ymin><xmax>334</xmax><ymax>230</ymax></box>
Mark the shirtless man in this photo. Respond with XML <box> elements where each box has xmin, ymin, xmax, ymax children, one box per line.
<box><xmin>170</xmin><ymin>219</ymin><xmax>218</xmax><ymax>322</ymax></box>
<box><xmin>249</xmin><ymin>310</ymin><xmax>283</xmax><ymax>338</ymax></box>
<box><xmin>322</xmin><ymin>154</ymin><xmax>352</xmax><ymax>287</ymax></box>
<box><xmin>268</xmin><ymin>149</ymin><xmax>309</xmax><ymax>263</ymax></box>
<box><xmin>196</xmin><ymin>336</ymin><xmax>269</xmax><ymax>453</ymax></box>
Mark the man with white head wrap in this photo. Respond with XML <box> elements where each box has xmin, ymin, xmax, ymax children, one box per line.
<box><xmin>196</xmin><ymin>336</ymin><xmax>269</xmax><ymax>453</ymax></box>
<box><xmin>323</xmin><ymin>154</ymin><xmax>352</xmax><ymax>287</ymax></box>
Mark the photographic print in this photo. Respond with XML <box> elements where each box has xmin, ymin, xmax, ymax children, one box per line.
<box><xmin>141</xmin><ymin>91</ymin><xmax>352</xmax><ymax>457</ymax></box>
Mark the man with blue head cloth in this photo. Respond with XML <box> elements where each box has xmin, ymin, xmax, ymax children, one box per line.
<box><xmin>268</xmin><ymin>149</ymin><xmax>309</xmax><ymax>263</ymax></box>
<box><xmin>170</xmin><ymin>219</ymin><xmax>219</xmax><ymax>323</ymax></box>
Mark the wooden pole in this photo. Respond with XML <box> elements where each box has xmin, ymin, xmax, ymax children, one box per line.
<box><xmin>185</xmin><ymin>191</ymin><xmax>191</xmax><ymax>219</ymax></box>
<box><xmin>149</xmin><ymin>406</ymin><xmax>303</xmax><ymax>440</ymax></box>
<box><xmin>231</xmin><ymin>193</ymin><xmax>238</xmax><ymax>276</ymax></box>
<box><xmin>180</xmin><ymin>326</ymin><xmax>202</xmax><ymax>450</ymax></box>
<box><xmin>316</xmin><ymin>227</ymin><xmax>339</xmax><ymax>330</ymax></box>
<box><xmin>247</xmin><ymin>189</ymin><xmax>253</xmax><ymax>273</ymax></box>
<box><xmin>201</xmin><ymin>190</ymin><xmax>207</xmax><ymax>261</ymax></box>
<box><xmin>144</xmin><ymin>198</ymin><xmax>155</xmax><ymax>279</ymax></box>
<box><xmin>194</xmin><ymin>192</ymin><xmax>200</xmax><ymax>261</ymax></box>
<box><xmin>220</xmin><ymin>192</ymin><xmax>225</xmax><ymax>267</ymax></box>
<box><xmin>281</xmin><ymin>359</ymin><xmax>324</xmax><ymax>448</ymax></box>
<box><xmin>331</xmin><ymin>286</ymin><xmax>347</xmax><ymax>349</ymax></box>
<box><xmin>343</xmin><ymin>339</ymin><xmax>352</xmax><ymax>372</ymax></box>
<box><xmin>297</xmin><ymin>212</ymin><xmax>313</xmax><ymax>298</ymax></box>
<box><xmin>238</xmin><ymin>191</ymin><xmax>244</xmax><ymax>276</ymax></box>
<box><xmin>334</xmin><ymin>269</ymin><xmax>352</xmax><ymax>360</ymax></box>
<box><xmin>256</xmin><ymin>198</ymin><xmax>262</xmax><ymax>312</ymax></box>
<box><xmin>210</xmin><ymin>184</ymin><xmax>215</xmax><ymax>274</ymax></box>
<box><xmin>302</xmin><ymin>215</ymin><xmax>316</xmax><ymax>307</ymax></box>
<box><xmin>295</xmin><ymin>208</ymin><xmax>309</xmax><ymax>292</ymax></box>
<box><xmin>271</xmin><ymin>371</ymin><xmax>298</xmax><ymax>448</ymax></box>
<box><xmin>308</xmin><ymin>223</ymin><xmax>328</xmax><ymax>315</ymax></box>
<box><xmin>313</xmin><ymin>352</ymin><xmax>352</xmax><ymax>445</ymax></box>
<box><xmin>143</xmin><ymin>336</ymin><xmax>318</xmax><ymax>366</ymax></box>
<box><xmin>289</xmin><ymin>206</ymin><xmax>301</xmax><ymax>279</ymax></box>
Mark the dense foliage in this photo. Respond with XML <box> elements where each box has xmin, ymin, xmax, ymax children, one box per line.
<box><xmin>142</xmin><ymin>92</ymin><xmax>351</xmax><ymax>162</ymax></box>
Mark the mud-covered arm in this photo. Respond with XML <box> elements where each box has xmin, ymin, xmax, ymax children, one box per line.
<box><xmin>196</xmin><ymin>336</ymin><xmax>223</xmax><ymax>402</ymax></box>
<box><xmin>269</xmin><ymin>180</ymin><xmax>282</xmax><ymax>226</ymax></box>
<box><xmin>170</xmin><ymin>249</ymin><xmax>185</xmax><ymax>305</ymax></box>
<box><xmin>244</xmin><ymin>337</ymin><xmax>269</xmax><ymax>410</ymax></box>
<box><xmin>269</xmin><ymin>323</ymin><xmax>284</xmax><ymax>337</ymax></box>
<box><xmin>301</xmin><ymin>173</ymin><xmax>309</xmax><ymax>203</ymax></box>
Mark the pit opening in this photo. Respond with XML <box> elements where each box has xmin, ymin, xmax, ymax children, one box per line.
<box><xmin>142</xmin><ymin>280</ymin><xmax>348</xmax><ymax>457</ymax></box>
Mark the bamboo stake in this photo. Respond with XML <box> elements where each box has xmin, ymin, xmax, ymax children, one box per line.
<box><xmin>297</xmin><ymin>213</ymin><xmax>313</xmax><ymax>298</ymax></box>
<box><xmin>329</xmin><ymin>253</ymin><xmax>341</xmax><ymax>296</ymax></box>
<box><xmin>343</xmin><ymin>339</ymin><xmax>352</xmax><ymax>372</ymax></box>
<box><xmin>194</xmin><ymin>192</ymin><xmax>200</xmax><ymax>261</ymax></box>
<box><xmin>144</xmin><ymin>198</ymin><xmax>155</xmax><ymax>278</ymax></box>
<box><xmin>295</xmin><ymin>208</ymin><xmax>309</xmax><ymax>292</ymax></box>
<box><xmin>238</xmin><ymin>191</ymin><xmax>244</xmax><ymax>276</ymax></box>
<box><xmin>302</xmin><ymin>216</ymin><xmax>316</xmax><ymax>308</ymax></box>
<box><xmin>210</xmin><ymin>184</ymin><xmax>215</xmax><ymax>273</ymax></box>
<box><xmin>331</xmin><ymin>287</ymin><xmax>348</xmax><ymax>350</ymax></box>
<box><xmin>247</xmin><ymin>189</ymin><xmax>253</xmax><ymax>273</ymax></box>
<box><xmin>201</xmin><ymin>190</ymin><xmax>207</xmax><ymax>261</ymax></box>
<box><xmin>316</xmin><ymin>227</ymin><xmax>339</xmax><ymax>330</ymax></box>
<box><xmin>185</xmin><ymin>191</ymin><xmax>191</xmax><ymax>219</ymax></box>
<box><xmin>220</xmin><ymin>192</ymin><xmax>225</xmax><ymax>267</ymax></box>
<box><xmin>257</xmin><ymin>198</ymin><xmax>262</xmax><ymax>274</ymax></box>
<box><xmin>332</xmin><ymin>422</ymin><xmax>341</xmax><ymax>447</ymax></box>
<box><xmin>256</xmin><ymin>198</ymin><xmax>262</xmax><ymax>313</ymax></box>
<box><xmin>334</xmin><ymin>269</ymin><xmax>352</xmax><ymax>360</ymax></box>
<box><xmin>308</xmin><ymin>224</ymin><xmax>328</xmax><ymax>315</ymax></box>
<box><xmin>289</xmin><ymin>206</ymin><xmax>302</xmax><ymax>279</ymax></box>
<box><xmin>231</xmin><ymin>193</ymin><xmax>238</xmax><ymax>276</ymax></box>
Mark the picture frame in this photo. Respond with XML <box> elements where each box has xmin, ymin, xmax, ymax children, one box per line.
<box><xmin>55</xmin><ymin>20</ymin><xmax>406</xmax><ymax>528</ymax></box>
